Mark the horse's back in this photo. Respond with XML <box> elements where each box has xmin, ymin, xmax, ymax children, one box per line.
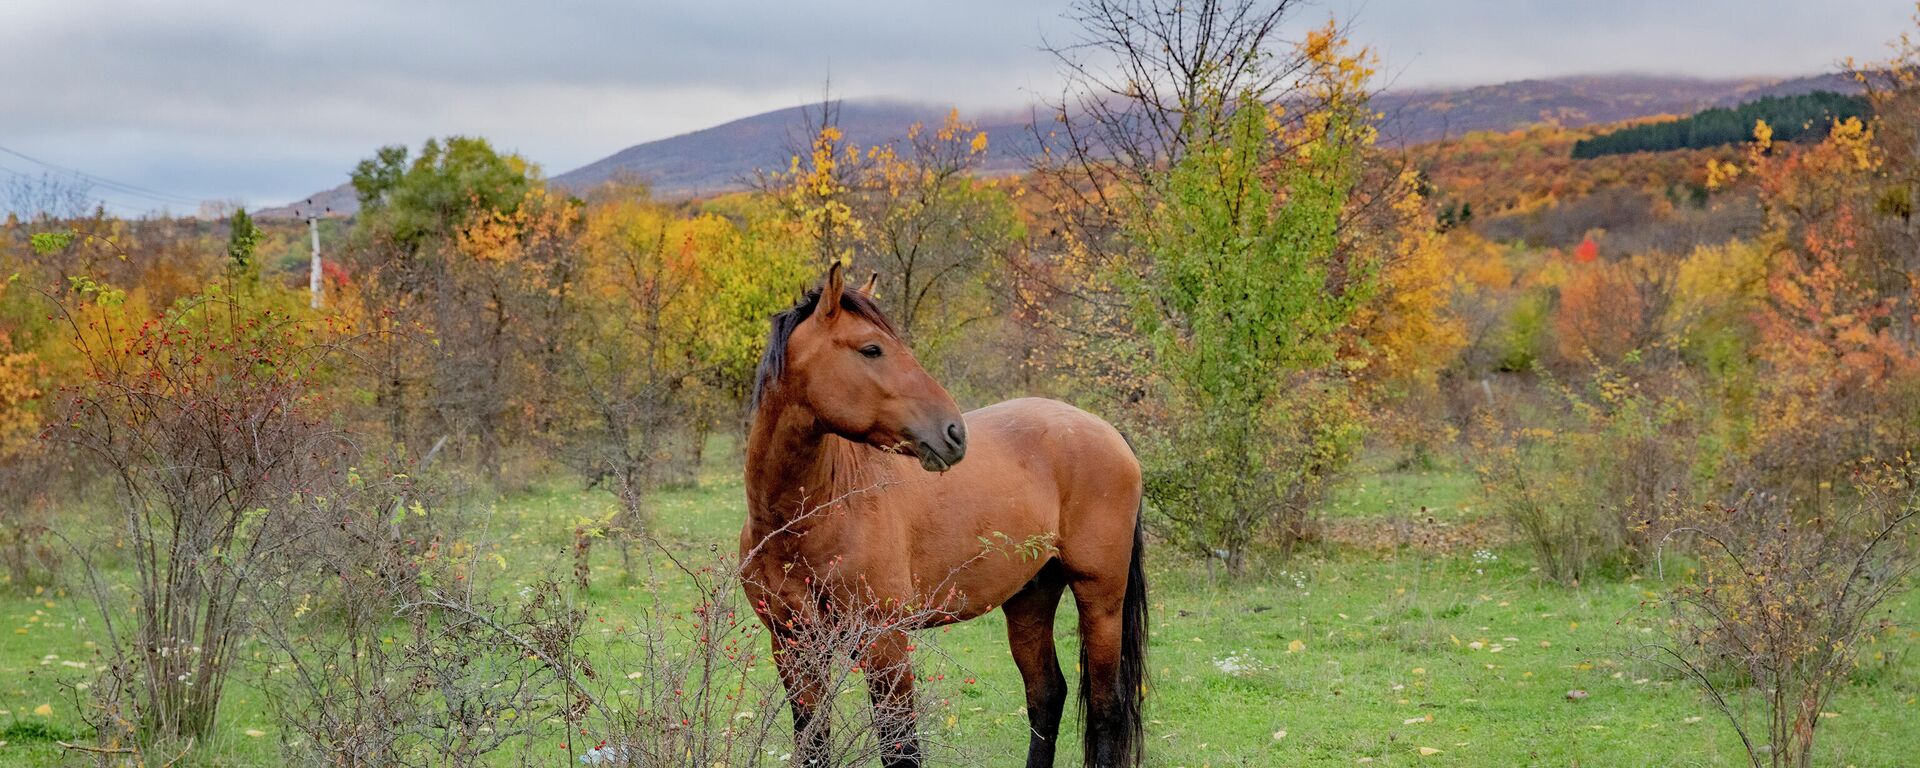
<box><xmin>964</xmin><ymin>397</ymin><xmax>1138</xmax><ymax>485</ymax></box>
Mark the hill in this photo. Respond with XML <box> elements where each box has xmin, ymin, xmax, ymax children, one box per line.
<box><xmin>253</xmin><ymin>181</ymin><xmax>358</xmax><ymax>220</ymax></box>
<box><xmin>264</xmin><ymin>72</ymin><xmax>1861</xmax><ymax>216</ymax></box>
<box><xmin>1372</xmin><ymin>72</ymin><xmax>1858</xmax><ymax>145</ymax></box>
<box><xmin>549</xmin><ymin>100</ymin><xmax>1038</xmax><ymax>197</ymax></box>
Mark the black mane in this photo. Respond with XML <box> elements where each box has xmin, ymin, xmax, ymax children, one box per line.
<box><xmin>749</xmin><ymin>287</ymin><xmax>899</xmax><ymax>413</ymax></box>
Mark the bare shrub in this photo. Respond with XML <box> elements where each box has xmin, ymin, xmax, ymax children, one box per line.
<box><xmin>1650</xmin><ymin>462</ymin><xmax>1919</xmax><ymax>768</ymax></box>
<box><xmin>1472</xmin><ymin>362</ymin><xmax>1699</xmax><ymax>583</ymax></box>
<box><xmin>242</xmin><ymin>463</ymin><xmax>586</xmax><ymax>767</ymax></box>
<box><xmin>50</xmin><ymin>285</ymin><xmax>354</xmax><ymax>744</ymax></box>
<box><xmin>0</xmin><ymin>448</ymin><xmax>68</xmax><ymax>592</ymax></box>
<box><xmin>1145</xmin><ymin>378</ymin><xmax>1364</xmax><ymax>569</ymax></box>
<box><xmin>246</xmin><ymin>474</ymin><xmax>957</xmax><ymax>768</ymax></box>
<box><xmin>566</xmin><ymin>547</ymin><xmax>964</xmax><ymax>768</ymax></box>
<box><xmin>1471</xmin><ymin>417</ymin><xmax>1610</xmax><ymax>584</ymax></box>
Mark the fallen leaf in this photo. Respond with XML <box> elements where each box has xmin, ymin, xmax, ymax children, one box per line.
<box><xmin>1419</xmin><ymin>746</ymin><xmax>1442</xmax><ymax>756</ymax></box>
<box><xmin>32</xmin><ymin>704</ymin><xmax>51</xmax><ymax>716</ymax></box>
<box><xmin>1287</xmin><ymin>639</ymin><xmax>1305</xmax><ymax>654</ymax></box>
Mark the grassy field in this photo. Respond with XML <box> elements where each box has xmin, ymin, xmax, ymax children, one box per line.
<box><xmin>4</xmin><ymin>455</ymin><xmax>1918</xmax><ymax>767</ymax></box>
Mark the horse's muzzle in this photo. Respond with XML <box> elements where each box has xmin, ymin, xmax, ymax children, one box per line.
<box><xmin>914</xmin><ymin>420</ymin><xmax>967</xmax><ymax>472</ymax></box>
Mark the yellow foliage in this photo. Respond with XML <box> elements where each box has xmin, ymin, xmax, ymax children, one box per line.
<box><xmin>578</xmin><ymin>194</ymin><xmax>809</xmax><ymax>387</ymax></box>
<box><xmin>0</xmin><ymin>332</ymin><xmax>40</xmax><ymax>459</ymax></box>
<box><xmin>1346</xmin><ymin>170</ymin><xmax>1466</xmax><ymax>386</ymax></box>
<box><xmin>1673</xmin><ymin>239</ymin><xmax>1769</xmax><ymax>331</ymax></box>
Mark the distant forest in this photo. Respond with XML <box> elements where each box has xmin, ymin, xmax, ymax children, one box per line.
<box><xmin>1571</xmin><ymin>91</ymin><xmax>1869</xmax><ymax>158</ymax></box>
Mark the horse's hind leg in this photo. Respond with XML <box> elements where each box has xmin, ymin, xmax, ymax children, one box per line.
<box><xmin>1005</xmin><ymin>562</ymin><xmax>1069</xmax><ymax>768</ymax></box>
<box><xmin>1070</xmin><ymin>574</ymin><xmax>1127</xmax><ymax>767</ymax></box>
<box><xmin>1070</xmin><ymin>527</ymin><xmax>1147</xmax><ymax>768</ymax></box>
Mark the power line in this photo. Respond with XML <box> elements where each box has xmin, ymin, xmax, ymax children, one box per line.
<box><xmin>0</xmin><ymin>143</ymin><xmax>200</xmax><ymax>206</ymax></box>
<box><xmin>0</xmin><ymin>161</ymin><xmax>146</xmax><ymax>217</ymax></box>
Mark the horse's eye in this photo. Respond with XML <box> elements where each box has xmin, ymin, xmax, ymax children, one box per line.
<box><xmin>859</xmin><ymin>344</ymin><xmax>883</xmax><ymax>359</ymax></box>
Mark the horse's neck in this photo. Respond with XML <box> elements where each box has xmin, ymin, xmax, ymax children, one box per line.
<box><xmin>744</xmin><ymin>403</ymin><xmax>885</xmax><ymax>542</ymax></box>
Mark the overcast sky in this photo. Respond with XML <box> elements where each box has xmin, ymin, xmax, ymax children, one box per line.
<box><xmin>1</xmin><ymin>0</ymin><xmax>1908</xmax><ymax>213</ymax></box>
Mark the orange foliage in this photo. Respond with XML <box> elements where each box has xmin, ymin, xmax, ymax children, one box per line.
<box><xmin>1407</xmin><ymin>123</ymin><xmax>1737</xmax><ymax>218</ymax></box>
<box><xmin>1552</xmin><ymin>261</ymin><xmax>1643</xmax><ymax>365</ymax></box>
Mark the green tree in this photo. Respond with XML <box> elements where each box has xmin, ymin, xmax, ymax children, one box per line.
<box><xmin>224</xmin><ymin>207</ymin><xmax>261</xmax><ymax>271</ymax></box>
<box><xmin>1127</xmin><ymin>74</ymin><xmax>1376</xmax><ymax>574</ymax></box>
<box><xmin>1571</xmin><ymin>91</ymin><xmax>1869</xmax><ymax>158</ymax></box>
<box><xmin>351</xmin><ymin>137</ymin><xmax>537</xmax><ymax>251</ymax></box>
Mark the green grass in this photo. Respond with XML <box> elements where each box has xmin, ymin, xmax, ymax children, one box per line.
<box><xmin>1322</xmin><ymin>455</ymin><xmax>1485</xmax><ymax>521</ymax></box>
<box><xmin>4</xmin><ymin>457</ymin><xmax>1918</xmax><ymax>766</ymax></box>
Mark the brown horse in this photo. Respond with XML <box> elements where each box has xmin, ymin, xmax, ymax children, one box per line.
<box><xmin>741</xmin><ymin>262</ymin><xmax>1148</xmax><ymax>768</ymax></box>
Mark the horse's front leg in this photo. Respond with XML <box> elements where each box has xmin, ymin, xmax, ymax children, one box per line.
<box><xmin>862</xmin><ymin>629</ymin><xmax>923</xmax><ymax>768</ymax></box>
<box><xmin>771</xmin><ymin>628</ymin><xmax>833</xmax><ymax>766</ymax></box>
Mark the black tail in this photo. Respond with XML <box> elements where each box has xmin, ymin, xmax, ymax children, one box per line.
<box><xmin>1080</xmin><ymin>494</ymin><xmax>1149</xmax><ymax>767</ymax></box>
<box><xmin>1118</xmin><ymin>504</ymin><xmax>1149</xmax><ymax>764</ymax></box>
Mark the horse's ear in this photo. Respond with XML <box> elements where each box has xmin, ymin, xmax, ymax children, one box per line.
<box><xmin>820</xmin><ymin>259</ymin><xmax>845</xmax><ymax>318</ymax></box>
<box><xmin>859</xmin><ymin>271</ymin><xmax>879</xmax><ymax>299</ymax></box>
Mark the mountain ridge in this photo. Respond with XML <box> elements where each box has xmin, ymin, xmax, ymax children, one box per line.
<box><xmin>257</xmin><ymin>72</ymin><xmax>1858</xmax><ymax>219</ymax></box>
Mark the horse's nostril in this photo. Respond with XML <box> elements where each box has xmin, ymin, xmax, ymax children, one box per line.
<box><xmin>946</xmin><ymin>422</ymin><xmax>965</xmax><ymax>447</ymax></box>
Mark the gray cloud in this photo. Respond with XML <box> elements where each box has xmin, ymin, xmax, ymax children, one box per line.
<box><xmin>0</xmin><ymin>0</ymin><xmax>1908</xmax><ymax>210</ymax></box>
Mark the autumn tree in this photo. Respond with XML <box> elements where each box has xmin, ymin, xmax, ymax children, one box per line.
<box><xmin>1716</xmin><ymin>108</ymin><xmax>1920</xmax><ymax>499</ymax></box>
<box><xmin>341</xmin><ymin>138</ymin><xmax>557</xmax><ymax>474</ymax></box>
<box><xmin>1021</xmin><ymin>1</ymin><xmax>1463</xmax><ymax>571</ymax></box>
<box><xmin>1639</xmin><ymin>22</ymin><xmax>1920</xmax><ymax>763</ymax></box>
<box><xmin>554</xmin><ymin>188</ymin><xmax>808</xmax><ymax>552</ymax></box>
<box><xmin>438</xmin><ymin>186</ymin><xmax>582</xmax><ymax>479</ymax></box>
<box><xmin>761</xmin><ymin>106</ymin><xmax>1028</xmax><ymax>402</ymax></box>
<box><xmin>1026</xmin><ymin>0</ymin><xmax>1334</xmax><ymax>401</ymax></box>
<box><xmin>0</xmin><ymin>311</ymin><xmax>57</xmax><ymax>591</ymax></box>
<box><xmin>848</xmin><ymin>111</ymin><xmax>1022</xmax><ymax>365</ymax></box>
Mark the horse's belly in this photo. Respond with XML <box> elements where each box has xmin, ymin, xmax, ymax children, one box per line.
<box><xmin>899</xmin><ymin>483</ymin><xmax>1060</xmax><ymax>624</ymax></box>
<box><xmin>912</xmin><ymin>549</ymin><xmax>1052</xmax><ymax>625</ymax></box>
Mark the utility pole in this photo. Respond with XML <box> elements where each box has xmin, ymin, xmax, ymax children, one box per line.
<box><xmin>307</xmin><ymin>212</ymin><xmax>324</xmax><ymax>309</ymax></box>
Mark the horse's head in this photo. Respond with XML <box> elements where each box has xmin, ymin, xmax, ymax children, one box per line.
<box><xmin>755</xmin><ymin>261</ymin><xmax>967</xmax><ymax>471</ymax></box>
